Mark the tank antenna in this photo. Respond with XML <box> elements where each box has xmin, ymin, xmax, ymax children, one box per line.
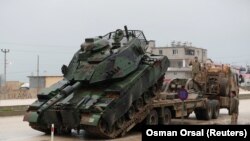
<box><xmin>124</xmin><ymin>25</ymin><xmax>129</xmax><ymax>41</ymax></box>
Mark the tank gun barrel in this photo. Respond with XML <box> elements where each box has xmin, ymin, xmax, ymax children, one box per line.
<box><xmin>37</xmin><ymin>82</ymin><xmax>81</xmax><ymax>114</ymax></box>
<box><xmin>61</xmin><ymin>82</ymin><xmax>81</xmax><ymax>95</ymax></box>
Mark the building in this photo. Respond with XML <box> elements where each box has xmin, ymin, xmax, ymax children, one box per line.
<box><xmin>148</xmin><ymin>41</ymin><xmax>207</xmax><ymax>80</ymax></box>
<box><xmin>28</xmin><ymin>75</ymin><xmax>63</xmax><ymax>89</ymax></box>
<box><xmin>0</xmin><ymin>74</ymin><xmax>2</xmax><ymax>86</ymax></box>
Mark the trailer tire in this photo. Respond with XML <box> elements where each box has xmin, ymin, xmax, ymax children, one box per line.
<box><xmin>203</xmin><ymin>101</ymin><xmax>213</xmax><ymax>120</ymax></box>
<box><xmin>220</xmin><ymin>78</ymin><xmax>230</xmax><ymax>96</ymax></box>
<box><xmin>146</xmin><ymin>110</ymin><xmax>158</xmax><ymax>125</ymax></box>
<box><xmin>211</xmin><ymin>100</ymin><xmax>220</xmax><ymax>119</ymax></box>
<box><xmin>184</xmin><ymin>113</ymin><xmax>190</xmax><ymax>119</ymax></box>
<box><xmin>194</xmin><ymin>108</ymin><xmax>204</xmax><ymax>120</ymax></box>
<box><xmin>228</xmin><ymin>107</ymin><xmax>232</xmax><ymax>115</ymax></box>
<box><xmin>160</xmin><ymin>108</ymin><xmax>171</xmax><ymax>125</ymax></box>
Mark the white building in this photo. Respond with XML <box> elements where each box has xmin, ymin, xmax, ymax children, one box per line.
<box><xmin>148</xmin><ymin>41</ymin><xmax>207</xmax><ymax>80</ymax></box>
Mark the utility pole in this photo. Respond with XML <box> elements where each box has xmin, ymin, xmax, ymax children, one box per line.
<box><xmin>37</xmin><ymin>55</ymin><xmax>40</xmax><ymax>94</ymax></box>
<box><xmin>1</xmin><ymin>49</ymin><xmax>10</xmax><ymax>84</ymax></box>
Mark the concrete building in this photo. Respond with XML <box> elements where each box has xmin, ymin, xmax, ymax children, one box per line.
<box><xmin>0</xmin><ymin>74</ymin><xmax>2</xmax><ymax>86</ymax></box>
<box><xmin>148</xmin><ymin>41</ymin><xmax>207</xmax><ymax>80</ymax></box>
<box><xmin>28</xmin><ymin>76</ymin><xmax>63</xmax><ymax>89</ymax></box>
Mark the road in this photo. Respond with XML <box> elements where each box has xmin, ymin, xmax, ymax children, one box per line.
<box><xmin>0</xmin><ymin>99</ymin><xmax>249</xmax><ymax>141</ymax></box>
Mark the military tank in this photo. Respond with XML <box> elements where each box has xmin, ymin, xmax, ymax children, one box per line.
<box><xmin>23</xmin><ymin>26</ymin><xmax>169</xmax><ymax>138</ymax></box>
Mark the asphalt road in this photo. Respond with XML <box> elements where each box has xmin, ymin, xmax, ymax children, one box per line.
<box><xmin>0</xmin><ymin>99</ymin><xmax>249</xmax><ymax>141</ymax></box>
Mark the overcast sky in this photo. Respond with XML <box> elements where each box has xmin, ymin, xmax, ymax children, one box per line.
<box><xmin>0</xmin><ymin>0</ymin><xmax>250</xmax><ymax>82</ymax></box>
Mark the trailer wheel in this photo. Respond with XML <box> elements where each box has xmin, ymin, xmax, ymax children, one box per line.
<box><xmin>203</xmin><ymin>101</ymin><xmax>213</xmax><ymax>120</ymax></box>
<box><xmin>194</xmin><ymin>108</ymin><xmax>204</xmax><ymax>120</ymax></box>
<box><xmin>220</xmin><ymin>78</ymin><xmax>230</xmax><ymax>96</ymax></box>
<box><xmin>146</xmin><ymin>110</ymin><xmax>158</xmax><ymax>125</ymax></box>
<box><xmin>211</xmin><ymin>100</ymin><xmax>220</xmax><ymax>119</ymax></box>
<box><xmin>184</xmin><ymin>113</ymin><xmax>191</xmax><ymax>119</ymax></box>
<box><xmin>160</xmin><ymin>108</ymin><xmax>171</xmax><ymax>125</ymax></box>
<box><xmin>228</xmin><ymin>107</ymin><xmax>232</xmax><ymax>115</ymax></box>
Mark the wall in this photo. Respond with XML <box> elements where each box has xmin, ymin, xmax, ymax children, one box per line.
<box><xmin>29</xmin><ymin>77</ymin><xmax>45</xmax><ymax>89</ymax></box>
<box><xmin>45</xmin><ymin>76</ymin><xmax>63</xmax><ymax>88</ymax></box>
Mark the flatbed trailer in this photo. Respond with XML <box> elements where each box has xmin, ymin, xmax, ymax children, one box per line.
<box><xmin>143</xmin><ymin>94</ymin><xmax>220</xmax><ymax>125</ymax></box>
<box><xmin>107</xmin><ymin>78</ymin><xmax>232</xmax><ymax>137</ymax></box>
<box><xmin>97</xmin><ymin>94</ymin><xmax>218</xmax><ymax>138</ymax></box>
<box><xmin>142</xmin><ymin>77</ymin><xmax>234</xmax><ymax>125</ymax></box>
<box><xmin>100</xmin><ymin>78</ymin><xmax>234</xmax><ymax>137</ymax></box>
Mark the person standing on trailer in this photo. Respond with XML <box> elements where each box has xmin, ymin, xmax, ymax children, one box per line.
<box><xmin>189</xmin><ymin>56</ymin><xmax>201</xmax><ymax>81</ymax></box>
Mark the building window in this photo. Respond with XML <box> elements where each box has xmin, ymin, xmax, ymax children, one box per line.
<box><xmin>177</xmin><ymin>61</ymin><xmax>182</xmax><ymax>68</ymax></box>
<box><xmin>185</xmin><ymin>49</ymin><xmax>195</xmax><ymax>55</ymax></box>
<box><xmin>202</xmin><ymin>50</ymin><xmax>206</xmax><ymax>56</ymax></box>
<box><xmin>172</xmin><ymin>49</ymin><xmax>178</xmax><ymax>55</ymax></box>
<box><xmin>169</xmin><ymin>60</ymin><xmax>174</xmax><ymax>67</ymax></box>
<box><xmin>197</xmin><ymin>50</ymin><xmax>199</xmax><ymax>56</ymax></box>
<box><xmin>159</xmin><ymin>50</ymin><xmax>163</xmax><ymax>55</ymax></box>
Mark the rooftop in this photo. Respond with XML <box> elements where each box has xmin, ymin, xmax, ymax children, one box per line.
<box><xmin>27</xmin><ymin>75</ymin><xmax>63</xmax><ymax>78</ymax></box>
<box><xmin>152</xmin><ymin>46</ymin><xmax>207</xmax><ymax>51</ymax></box>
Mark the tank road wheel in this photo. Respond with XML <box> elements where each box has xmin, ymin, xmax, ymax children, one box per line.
<box><xmin>106</xmin><ymin>125</ymin><xmax>115</xmax><ymax>135</ymax></box>
<box><xmin>99</xmin><ymin>118</ymin><xmax>108</xmax><ymax>133</ymax></box>
<box><xmin>212</xmin><ymin>100</ymin><xmax>220</xmax><ymax>119</ymax></box>
<box><xmin>126</xmin><ymin>105</ymin><xmax>135</xmax><ymax>120</ymax></box>
<box><xmin>99</xmin><ymin>119</ymin><xmax>116</xmax><ymax>135</ymax></box>
<box><xmin>151</xmin><ymin>85</ymin><xmax>159</xmax><ymax>96</ymax></box>
<box><xmin>160</xmin><ymin>108</ymin><xmax>172</xmax><ymax>125</ymax></box>
<box><xmin>116</xmin><ymin>116</ymin><xmax>125</xmax><ymax>129</ymax></box>
<box><xmin>134</xmin><ymin>97</ymin><xmax>144</xmax><ymax>111</ymax></box>
<box><xmin>146</xmin><ymin>110</ymin><xmax>158</xmax><ymax>125</ymax></box>
<box><xmin>143</xmin><ymin>91</ymin><xmax>152</xmax><ymax>104</ymax></box>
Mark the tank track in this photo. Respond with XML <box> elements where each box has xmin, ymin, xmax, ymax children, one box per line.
<box><xmin>83</xmin><ymin>100</ymin><xmax>154</xmax><ymax>138</ymax></box>
<box><xmin>29</xmin><ymin>91</ymin><xmax>157</xmax><ymax>138</ymax></box>
<box><xmin>30</xmin><ymin>104</ymin><xmax>154</xmax><ymax>138</ymax></box>
<box><xmin>30</xmin><ymin>123</ymin><xmax>50</xmax><ymax>134</ymax></box>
